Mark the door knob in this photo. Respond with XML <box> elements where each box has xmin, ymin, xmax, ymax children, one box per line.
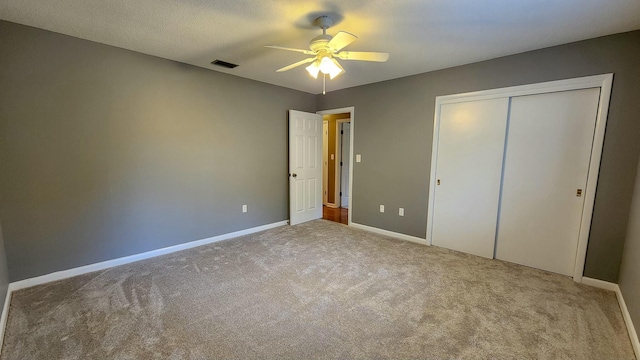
<box><xmin>292</xmin><ymin>173</ymin><xmax>297</xmax><ymax>178</ymax></box>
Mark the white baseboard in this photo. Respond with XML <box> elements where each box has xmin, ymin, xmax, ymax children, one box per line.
<box><xmin>350</xmin><ymin>222</ymin><xmax>429</xmax><ymax>246</ymax></box>
<box><xmin>581</xmin><ymin>277</ymin><xmax>619</xmax><ymax>291</ymax></box>
<box><xmin>617</xmin><ymin>286</ymin><xmax>640</xmax><ymax>359</ymax></box>
<box><xmin>0</xmin><ymin>220</ymin><xmax>288</xmax><ymax>355</ymax></box>
<box><xmin>582</xmin><ymin>277</ymin><xmax>640</xmax><ymax>358</ymax></box>
<box><xmin>10</xmin><ymin>220</ymin><xmax>288</xmax><ymax>291</ymax></box>
<box><xmin>0</xmin><ymin>287</ymin><xmax>12</xmax><ymax>354</ymax></box>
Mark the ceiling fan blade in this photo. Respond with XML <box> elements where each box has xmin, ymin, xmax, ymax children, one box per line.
<box><xmin>327</xmin><ymin>31</ymin><xmax>357</xmax><ymax>52</ymax></box>
<box><xmin>332</xmin><ymin>58</ymin><xmax>345</xmax><ymax>72</ymax></box>
<box><xmin>276</xmin><ymin>57</ymin><xmax>315</xmax><ymax>72</ymax></box>
<box><xmin>336</xmin><ymin>51</ymin><xmax>390</xmax><ymax>62</ymax></box>
<box><xmin>264</xmin><ymin>45</ymin><xmax>314</xmax><ymax>55</ymax></box>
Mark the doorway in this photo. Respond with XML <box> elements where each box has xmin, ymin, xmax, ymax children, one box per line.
<box><xmin>318</xmin><ymin>107</ymin><xmax>355</xmax><ymax>225</ymax></box>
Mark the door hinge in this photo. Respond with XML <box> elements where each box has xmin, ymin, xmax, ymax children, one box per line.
<box><xmin>340</xmin><ymin>192</ymin><xmax>342</xmax><ymax>196</ymax></box>
<box><xmin>340</xmin><ymin>161</ymin><xmax>343</xmax><ymax>166</ymax></box>
<box><xmin>341</xmin><ymin>130</ymin><xmax>344</xmax><ymax>134</ymax></box>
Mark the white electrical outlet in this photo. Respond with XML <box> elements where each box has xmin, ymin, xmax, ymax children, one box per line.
<box><xmin>242</xmin><ymin>204</ymin><xmax>248</xmax><ymax>213</ymax></box>
<box><xmin>356</xmin><ymin>154</ymin><xmax>362</xmax><ymax>162</ymax></box>
<box><xmin>399</xmin><ymin>208</ymin><xmax>404</xmax><ymax>216</ymax></box>
<box><xmin>380</xmin><ymin>205</ymin><xmax>385</xmax><ymax>213</ymax></box>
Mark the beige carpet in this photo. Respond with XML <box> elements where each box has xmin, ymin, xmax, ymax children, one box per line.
<box><xmin>1</xmin><ymin>220</ymin><xmax>635</xmax><ymax>359</ymax></box>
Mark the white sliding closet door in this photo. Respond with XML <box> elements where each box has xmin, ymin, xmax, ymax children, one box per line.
<box><xmin>495</xmin><ymin>88</ymin><xmax>601</xmax><ymax>275</ymax></box>
<box><xmin>431</xmin><ymin>98</ymin><xmax>509</xmax><ymax>258</ymax></box>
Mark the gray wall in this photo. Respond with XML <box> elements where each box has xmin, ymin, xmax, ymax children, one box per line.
<box><xmin>0</xmin><ymin>21</ymin><xmax>316</xmax><ymax>281</ymax></box>
<box><xmin>1</xmin><ymin>19</ymin><xmax>639</xmax><ymax>284</ymax></box>
<box><xmin>317</xmin><ymin>30</ymin><xmax>640</xmax><ymax>282</ymax></box>
<box><xmin>0</xmin><ymin>222</ymin><xmax>10</xmax><ymax>311</ymax></box>
<box><xmin>619</xmin><ymin>155</ymin><xmax>640</xmax><ymax>338</ymax></box>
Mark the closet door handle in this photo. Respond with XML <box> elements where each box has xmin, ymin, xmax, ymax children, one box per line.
<box><xmin>576</xmin><ymin>188</ymin><xmax>582</xmax><ymax>197</ymax></box>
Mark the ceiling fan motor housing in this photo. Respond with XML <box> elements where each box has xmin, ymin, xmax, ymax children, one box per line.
<box><xmin>309</xmin><ymin>34</ymin><xmax>332</xmax><ymax>53</ymax></box>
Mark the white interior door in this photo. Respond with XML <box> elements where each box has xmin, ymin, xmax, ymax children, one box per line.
<box><xmin>340</xmin><ymin>123</ymin><xmax>350</xmax><ymax>208</ymax></box>
<box><xmin>495</xmin><ymin>88</ymin><xmax>600</xmax><ymax>275</ymax></box>
<box><xmin>431</xmin><ymin>98</ymin><xmax>510</xmax><ymax>258</ymax></box>
<box><xmin>289</xmin><ymin>110</ymin><xmax>323</xmax><ymax>226</ymax></box>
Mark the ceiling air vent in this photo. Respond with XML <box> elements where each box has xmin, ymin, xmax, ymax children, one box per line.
<box><xmin>211</xmin><ymin>59</ymin><xmax>238</xmax><ymax>69</ymax></box>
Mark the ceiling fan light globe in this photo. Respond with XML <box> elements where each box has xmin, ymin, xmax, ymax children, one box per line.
<box><xmin>319</xmin><ymin>56</ymin><xmax>338</xmax><ymax>75</ymax></box>
<box><xmin>305</xmin><ymin>61</ymin><xmax>320</xmax><ymax>79</ymax></box>
<box><xmin>329</xmin><ymin>66</ymin><xmax>343</xmax><ymax>79</ymax></box>
<box><xmin>329</xmin><ymin>58</ymin><xmax>345</xmax><ymax>79</ymax></box>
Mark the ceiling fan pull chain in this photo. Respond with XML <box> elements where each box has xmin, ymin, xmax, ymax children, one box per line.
<box><xmin>323</xmin><ymin>74</ymin><xmax>326</xmax><ymax>95</ymax></box>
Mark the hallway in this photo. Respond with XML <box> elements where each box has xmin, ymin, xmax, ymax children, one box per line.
<box><xmin>322</xmin><ymin>206</ymin><xmax>348</xmax><ymax>225</ymax></box>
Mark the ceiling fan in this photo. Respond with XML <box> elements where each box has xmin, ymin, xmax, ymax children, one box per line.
<box><xmin>265</xmin><ymin>15</ymin><xmax>389</xmax><ymax>93</ymax></box>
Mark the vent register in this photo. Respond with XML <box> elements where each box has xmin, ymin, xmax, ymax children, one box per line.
<box><xmin>211</xmin><ymin>59</ymin><xmax>238</xmax><ymax>69</ymax></box>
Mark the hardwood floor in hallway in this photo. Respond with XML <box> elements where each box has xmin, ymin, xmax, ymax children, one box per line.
<box><xmin>322</xmin><ymin>206</ymin><xmax>348</xmax><ymax>225</ymax></box>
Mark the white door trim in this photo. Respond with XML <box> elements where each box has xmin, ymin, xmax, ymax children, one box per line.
<box><xmin>317</xmin><ymin>107</ymin><xmax>355</xmax><ymax>226</ymax></box>
<box><xmin>426</xmin><ymin>74</ymin><xmax>614</xmax><ymax>282</ymax></box>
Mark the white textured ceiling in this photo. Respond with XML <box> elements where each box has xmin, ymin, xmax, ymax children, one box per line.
<box><xmin>2</xmin><ymin>0</ymin><xmax>640</xmax><ymax>94</ymax></box>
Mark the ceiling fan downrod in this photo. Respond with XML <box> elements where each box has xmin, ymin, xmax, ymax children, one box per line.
<box><xmin>315</xmin><ymin>15</ymin><xmax>333</xmax><ymax>35</ymax></box>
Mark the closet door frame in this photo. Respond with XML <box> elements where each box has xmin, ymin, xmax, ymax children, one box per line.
<box><xmin>426</xmin><ymin>74</ymin><xmax>613</xmax><ymax>283</ymax></box>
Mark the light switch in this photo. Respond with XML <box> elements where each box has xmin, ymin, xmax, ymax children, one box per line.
<box><xmin>242</xmin><ymin>205</ymin><xmax>248</xmax><ymax>213</ymax></box>
<box><xmin>380</xmin><ymin>205</ymin><xmax>385</xmax><ymax>213</ymax></box>
<box><xmin>356</xmin><ymin>154</ymin><xmax>361</xmax><ymax>162</ymax></box>
<box><xmin>399</xmin><ymin>208</ymin><xmax>404</xmax><ymax>216</ymax></box>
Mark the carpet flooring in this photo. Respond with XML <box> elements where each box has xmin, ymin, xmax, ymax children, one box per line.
<box><xmin>0</xmin><ymin>220</ymin><xmax>635</xmax><ymax>359</ymax></box>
